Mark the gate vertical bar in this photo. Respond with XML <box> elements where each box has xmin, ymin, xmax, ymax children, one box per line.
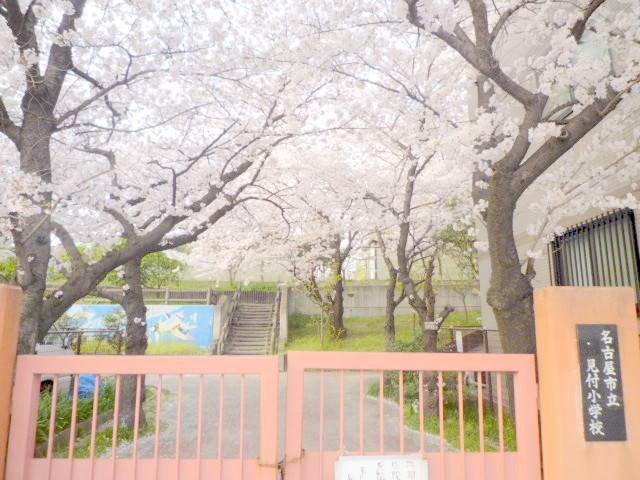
<box><xmin>217</xmin><ymin>375</ymin><xmax>224</xmax><ymax>480</ymax></box>
<box><xmin>67</xmin><ymin>375</ymin><xmax>79</xmax><ymax>480</ymax></box>
<box><xmin>175</xmin><ymin>374</ymin><xmax>183</xmax><ymax>480</ymax></box>
<box><xmin>89</xmin><ymin>375</ymin><xmax>101</xmax><ymax>479</ymax></box>
<box><xmin>153</xmin><ymin>375</ymin><xmax>163</xmax><ymax>479</ymax></box>
<box><xmin>111</xmin><ymin>375</ymin><xmax>121</xmax><ymax>480</ymax></box>
<box><xmin>318</xmin><ymin>370</ymin><xmax>324</xmax><ymax>480</ymax></box>
<box><xmin>378</xmin><ymin>372</ymin><xmax>384</xmax><ymax>454</ymax></box>
<box><xmin>399</xmin><ymin>371</ymin><xmax>404</xmax><ymax>454</ymax></box>
<box><xmin>196</xmin><ymin>374</ymin><xmax>204</xmax><ymax>480</ymax></box>
<box><xmin>45</xmin><ymin>375</ymin><xmax>59</xmax><ymax>480</ymax></box>
<box><xmin>285</xmin><ymin>353</ymin><xmax>305</xmax><ymax>480</ymax></box>
<box><xmin>359</xmin><ymin>370</ymin><xmax>364</xmax><ymax>454</ymax></box>
<box><xmin>339</xmin><ymin>370</ymin><xmax>345</xmax><ymax>454</ymax></box>
<box><xmin>259</xmin><ymin>356</ymin><xmax>279</xmax><ymax>480</ymax></box>
<box><xmin>239</xmin><ymin>374</ymin><xmax>245</xmax><ymax>480</ymax></box>
<box><xmin>418</xmin><ymin>371</ymin><xmax>424</xmax><ymax>454</ymax></box>
<box><xmin>497</xmin><ymin>372</ymin><xmax>505</xmax><ymax>480</ymax></box>
<box><xmin>457</xmin><ymin>371</ymin><xmax>465</xmax><ymax>478</ymax></box>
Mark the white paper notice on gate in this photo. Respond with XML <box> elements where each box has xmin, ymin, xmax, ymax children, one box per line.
<box><xmin>335</xmin><ymin>455</ymin><xmax>428</xmax><ymax>480</ymax></box>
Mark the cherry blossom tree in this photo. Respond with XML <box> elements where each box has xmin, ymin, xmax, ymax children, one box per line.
<box><xmin>294</xmin><ymin>0</ymin><xmax>640</xmax><ymax>354</ymax></box>
<box><xmin>189</xmin><ymin>139</ymin><xmax>371</xmax><ymax>337</ymax></box>
<box><xmin>269</xmin><ymin>151</ymin><xmax>367</xmax><ymax>338</ymax></box>
<box><xmin>285</xmin><ymin>3</ymin><xmax>473</xmax><ymax>343</ymax></box>
<box><xmin>399</xmin><ymin>0</ymin><xmax>640</xmax><ymax>353</ymax></box>
<box><xmin>363</xmin><ymin>136</ymin><xmax>471</xmax><ymax>351</ymax></box>
<box><xmin>4</xmin><ymin>0</ymin><xmax>638</xmax><ymax>360</ymax></box>
<box><xmin>0</xmin><ymin>0</ymin><xmax>338</xmax><ymax>353</ymax></box>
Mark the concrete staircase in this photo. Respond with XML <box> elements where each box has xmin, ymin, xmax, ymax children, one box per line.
<box><xmin>222</xmin><ymin>302</ymin><xmax>276</xmax><ymax>355</ymax></box>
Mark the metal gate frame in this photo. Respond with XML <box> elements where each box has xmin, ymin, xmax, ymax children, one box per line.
<box><xmin>6</xmin><ymin>352</ymin><xmax>541</xmax><ymax>480</ymax></box>
<box><xmin>6</xmin><ymin>355</ymin><xmax>280</xmax><ymax>480</ymax></box>
<box><xmin>284</xmin><ymin>351</ymin><xmax>541</xmax><ymax>480</ymax></box>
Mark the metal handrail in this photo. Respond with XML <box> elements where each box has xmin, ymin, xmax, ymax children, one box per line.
<box><xmin>268</xmin><ymin>290</ymin><xmax>282</xmax><ymax>354</ymax></box>
<box><xmin>216</xmin><ymin>291</ymin><xmax>240</xmax><ymax>355</ymax></box>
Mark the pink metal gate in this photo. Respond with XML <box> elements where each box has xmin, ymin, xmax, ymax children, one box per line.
<box><xmin>284</xmin><ymin>351</ymin><xmax>541</xmax><ymax>480</ymax></box>
<box><xmin>6</xmin><ymin>352</ymin><xmax>540</xmax><ymax>480</ymax></box>
<box><xmin>5</xmin><ymin>355</ymin><xmax>280</xmax><ymax>480</ymax></box>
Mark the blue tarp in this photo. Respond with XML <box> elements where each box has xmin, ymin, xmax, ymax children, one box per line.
<box><xmin>78</xmin><ymin>374</ymin><xmax>97</xmax><ymax>398</ymax></box>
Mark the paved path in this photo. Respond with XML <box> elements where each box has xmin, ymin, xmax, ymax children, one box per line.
<box><xmin>109</xmin><ymin>372</ymin><xmax>442</xmax><ymax>459</ymax></box>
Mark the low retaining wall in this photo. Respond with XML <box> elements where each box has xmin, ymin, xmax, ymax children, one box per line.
<box><xmin>288</xmin><ymin>283</ymin><xmax>480</xmax><ymax>318</ymax></box>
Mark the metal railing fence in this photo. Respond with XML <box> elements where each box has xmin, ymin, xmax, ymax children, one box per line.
<box><xmin>548</xmin><ymin>208</ymin><xmax>640</xmax><ymax>302</ymax></box>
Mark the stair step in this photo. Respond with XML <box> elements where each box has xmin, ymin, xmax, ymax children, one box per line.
<box><xmin>232</xmin><ymin>326</ymin><xmax>270</xmax><ymax>329</ymax></box>
<box><xmin>224</xmin><ymin>345</ymin><xmax>267</xmax><ymax>350</ymax></box>
<box><xmin>229</xmin><ymin>337</ymin><xmax>268</xmax><ymax>341</ymax></box>
<box><xmin>230</xmin><ymin>326</ymin><xmax>271</xmax><ymax>331</ymax></box>
<box><xmin>229</xmin><ymin>334</ymin><xmax>268</xmax><ymax>338</ymax></box>
<box><xmin>224</xmin><ymin>350</ymin><xmax>267</xmax><ymax>354</ymax></box>
<box><xmin>221</xmin><ymin>299</ymin><xmax>278</xmax><ymax>355</ymax></box>
<box><xmin>233</xmin><ymin>323</ymin><xmax>270</xmax><ymax>326</ymax></box>
<box><xmin>230</xmin><ymin>333</ymin><xmax>270</xmax><ymax>337</ymax></box>
<box><xmin>230</xmin><ymin>328</ymin><xmax>270</xmax><ymax>332</ymax></box>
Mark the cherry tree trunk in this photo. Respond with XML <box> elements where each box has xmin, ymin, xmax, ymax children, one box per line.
<box><xmin>485</xmin><ymin>181</ymin><xmax>536</xmax><ymax>354</ymax></box>
<box><xmin>384</xmin><ymin>272</ymin><xmax>397</xmax><ymax>351</ymax></box>
<box><xmin>421</xmin><ymin>321</ymin><xmax>440</xmax><ymax>414</ymax></box>
<box><xmin>330</xmin><ymin>244</ymin><xmax>346</xmax><ymax>337</ymax></box>
<box><xmin>331</xmin><ymin>273</ymin><xmax>346</xmax><ymax>337</ymax></box>
<box><xmin>15</xmin><ymin>103</ymin><xmax>55</xmax><ymax>354</ymax></box>
<box><xmin>17</xmin><ymin>249</ymin><xmax>49</xmax><ymax>354</ymax></box>
<box><xmin>119</xmin><ymin>258</ymin><xmax>148</xmax><ymax>429</ymax></box>
<box><xmin>421</xmin><ymin>260</ymin><xmax>439</xmax><ymax>413</ymax></box>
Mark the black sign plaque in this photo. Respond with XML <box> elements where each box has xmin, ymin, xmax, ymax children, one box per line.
<box><xmin>577</xmin><ymin>324</ymin><xmax>626</xmax><ymax>441</ymax></box>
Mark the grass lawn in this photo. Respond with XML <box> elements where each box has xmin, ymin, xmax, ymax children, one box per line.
<box><xmin>286</xmin><ymin>310</ymin><xmax>482</xmax><ymax>352</ymax></box>
<box><xmin>79</xmin><ymin>339</ymin><xmax>209</xmax><ymax>355</ymax></box>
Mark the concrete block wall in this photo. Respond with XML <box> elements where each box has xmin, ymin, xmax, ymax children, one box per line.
<box><xmin>288</xmin><ymin>283</ymin><xmax>480</xmax><ymax>318</ymax></box>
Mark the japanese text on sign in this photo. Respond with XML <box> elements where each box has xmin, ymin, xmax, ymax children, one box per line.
<box><xmin>335</xmin><ymin>456</ymin><xmax>428</xmax><ymax>480</ymax></box>
<box><xmin>577</xmin><ymin>324</ymin><xmax>626</xmax><ymax>441</ymax></box>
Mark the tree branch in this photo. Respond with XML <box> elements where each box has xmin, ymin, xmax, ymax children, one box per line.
<box><xmin>93</xmin><ymin>286</ymin><xmax>123</xmax><ymax>305</ymax></box>
<box><xmin>43</xmin><ymin>0</ymin><xmax>87</xmax><ymax>104</ymax></box>
<box><xmin>405</xmin><ymin>0</ymin><xmax>539</xmax><ymax>106</ymax></box>
<box><xmin>4</xmin><ymin>0</ymin><xmax>46</xmax><ymax>94</ymax></box>
<box><xmin>0</xmin><ymin>96</ymin><xmax>20</xmax><ymax>145</ymax></box>
<box><xmin>512</xmin><ymin>90</ymin><xmax>616</xmax><ymax>195</ymax></box>
<box><xmin>51</xmin><ymin>221</ymin><xmax>85</xmax><ymax>269</ymax></box>
<box><xmin>571</xmin><ymin>0</ymin><xmax>608</xmax><ymax>42</ymax></box>
<box><xmin>468</xmin><ymin>0</ymin><xmax>491</xmax><ymax>50</ymax></box>
<box><xmin>105</xmin><ymin>207</ymin><xmax>137</xmax><ymax>239</ymax></box>
<box><xmin>489</xmin><ymin>1</ymin><xmax>539</xmax><ymax>43</ymax></box>
<box><xmin>436</xmin><ymin>305</ymin><xmax>455</xmax><ymax>329</ymax></box>
<box><xmin>56</xmin><ymin>69</ymin><xmax>154</xmax><ymax>126</ymax></box>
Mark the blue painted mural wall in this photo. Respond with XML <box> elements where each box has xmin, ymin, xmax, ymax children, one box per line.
<box><xmin>62</xmin><ymin>304</ymin><xmax>215</xmax><ymax>349</ymax></box>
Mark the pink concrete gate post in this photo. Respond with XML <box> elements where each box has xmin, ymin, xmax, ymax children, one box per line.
<box><xmin>0</xmin><ymin>285</ymin><xmax>23</xmax><ymax>480</ymax></box>
<box><xmin>535</xmin><ymin>287</ymin><xmax>640</xmax><ymax>479</ymax></box>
